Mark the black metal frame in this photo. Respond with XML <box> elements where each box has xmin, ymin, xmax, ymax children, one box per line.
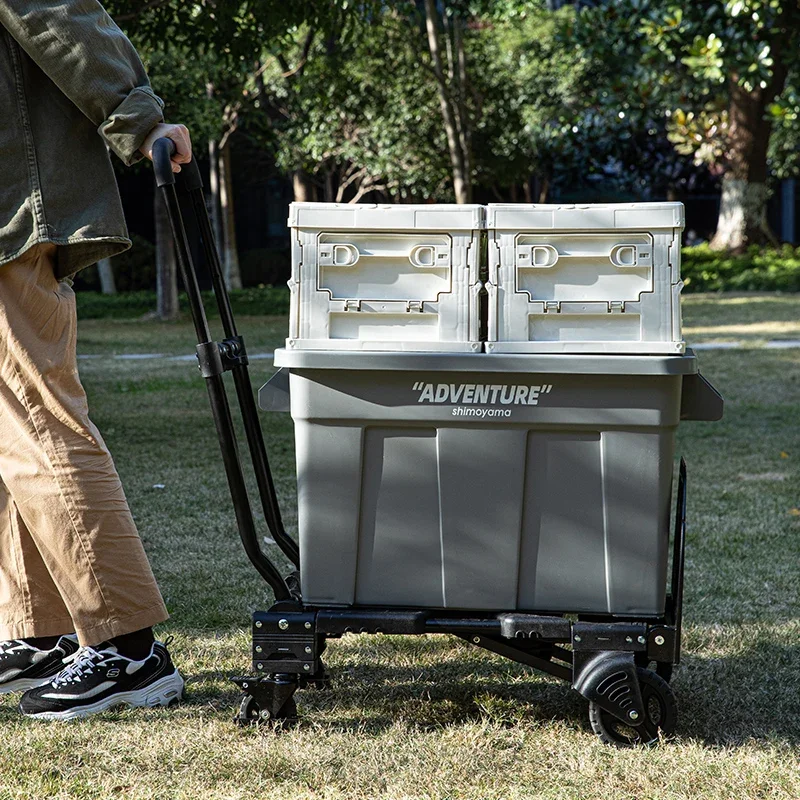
<box><xmin>153</xmin><ymin>140</ymin><xmax>688</xmax><ymax>733</ymax></box>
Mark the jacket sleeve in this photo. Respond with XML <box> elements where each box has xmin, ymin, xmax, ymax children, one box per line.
<box><xmin>0</xmin><ymin>0</ymin><xmax>164</xmax><ymax>166</ymax></box>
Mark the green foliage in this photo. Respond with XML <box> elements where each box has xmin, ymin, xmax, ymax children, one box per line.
<box><xmin>682</xmin><ymin>244</ymin><xmax>800</xmax><ymax>292</ymax></box>
<box><xmin>571</xmin><ymin>0</ymin><xmax>800</xmax><ymax>178</ymax></box>
<box><xmin>255</xmin><ymin>11</ymin><xmax>454</xmax><ymax>201</ymax></box>
<box><xmin>105</xmin><ymin>1</ymin><xmax>370</xmax><ymax>63</ymax></box>
<box><xmin>254</xmin><ymin>2</ymin><xmax>596</xmax><ymax>201</ymax></box>
<box><xmin>75</xmin><ymin>286</ymin><xmax>290</xmax><ymax>320</ymax></box>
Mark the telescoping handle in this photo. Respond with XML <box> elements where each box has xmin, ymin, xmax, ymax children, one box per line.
<box><xmin>151</xmin><ymin>138</ymin><xmax>299</xmax><ymax>601</ymax></box>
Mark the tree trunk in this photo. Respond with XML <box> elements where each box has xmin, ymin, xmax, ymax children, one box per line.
<box><xmin>219</xmin><ymin>140</ymin><xmax>242</xmax><ymax>290</ymax></box>
<box><xmin>97</xmin><ymin>258</ymin><xmax>116</xmax><ymax>295</ymax></box>
<box><xmin>710</xmin><ymin>23</ymin><xmax>791</xmax><ymax>252</ymax></box>
<box><xmin>711</xmin><ymin>176</ymin><xmax>775</xmax><ymax>252</ymax></box>
<box><xmin>208</xmin><ymin>137</ymin><xmax>223</xmax><ymax>249</ymax></box>
<box><xmin>324</xmin><ymin>169</ymin><xmax>335</xmax><ymax>203</ymax></box>
<box><xmin>523</xmin><ymin>178</ymin><xmax>533</xmax><ymax>204</ymax></box>
<box><xmin>709</xmin><ymin>81</ymin><xmax>779</xmax><ymax>252</ymax></box>
<box><xmin>207</xmin><ymin>83</ymin><xmax>223</xmax><ymax>250</ymax></box>
<box><xmin>423</xmin><ymin>0</ymin><xmax>472</xmax><ymax>203</ymax></box>
<box><xmin>538</xmin><ymin>175</ymin><xmax>550</xmax><ymax>204</ymax></box>
<box><xmin>293</xmin><ymin>169</ymin><xmax>313</xmax><ymax>202</ymax></box>
<box><xmin>154</xmin><ymin>190</ymin><xmax>178</xmax><ymax>321</ymax></box>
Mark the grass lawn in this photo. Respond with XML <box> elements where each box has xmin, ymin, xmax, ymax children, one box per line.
<box><xmin>1</xmin><ymin>294</ymin><xmax>798</xmax><ymax>799</ymax></box>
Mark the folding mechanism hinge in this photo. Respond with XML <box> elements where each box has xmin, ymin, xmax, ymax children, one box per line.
<box><xmin>407</xmin><ymin>300</ymin><xmax>424</xmax><ymax>313</ymax></box>
<box><xmin>343</xmin><ymin>299</ymin><xmax>362</xmax><ymax>312</ymax></box>
<box><xmin>544</xmin><ymin>300</ymin><xmax>560</xmax><ymax>313</ymax></box>
<box><xmin>608</xmin><ymin>301</ymin><xmax>625</xmax><ymax>313</ymax></box>
<box><xmin>195</xmin><ymin>335</ymin><xmax>249</xmax><ymax>378</ymax></box>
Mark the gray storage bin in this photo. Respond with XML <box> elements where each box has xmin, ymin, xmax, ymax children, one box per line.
<box><xmin>265</xmin><ymin>350</ymin><xmax>717</xmax><ymax>616</ymax></box>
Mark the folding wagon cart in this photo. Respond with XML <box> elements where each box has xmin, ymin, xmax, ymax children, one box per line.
<box><xmin>153</xmin><ymin>141</ymin><xmax>723</xmax><ymax>746</ymax></box>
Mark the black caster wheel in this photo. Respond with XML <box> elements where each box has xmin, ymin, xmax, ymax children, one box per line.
<box><xmin>634</xmin><ymin>653</ymin><xmax>675</xmax><ymax>684</ymax></box>
<box><xmin>589</xmin><ymin>667</ymin><xmax>677</xmax><ymax>747</ymax></box>
<box><xmin>234</xmin><ymin>693</ymin><xmax>298</xmax><ymax>727</ymax></box>
<box><xmin>655</xmin><ymin>661</ymin><xmax>674</xmax><ymax>683</ymax></box>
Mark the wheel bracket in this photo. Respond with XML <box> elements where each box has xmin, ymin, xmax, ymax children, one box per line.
<box><xmin>573</xmin><ymin>651</ymin><xmax>645</xmax><ymax>726</ymax></box>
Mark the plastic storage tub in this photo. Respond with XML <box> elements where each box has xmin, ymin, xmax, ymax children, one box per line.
<box><xmin>265</xmin><ymin>349</ymin><xmax>708</xmax><ymax>616</ymax></box>
<box><xmin>486</xmin><ymin>203</ymin><xmax>685</xmax><ymax>355</ymax></box>
<box><xmin>286</xmin><ymin>202</ymin><xmax>484</xmax><ymax>352</ymax></box>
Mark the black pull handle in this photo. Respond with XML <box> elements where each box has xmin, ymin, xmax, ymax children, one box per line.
<box><xmin>153</xmin><ymin>137</ymin><xmax>176</xmax><ymax>187</ymax></box>
<box><xmin>153</xmin><ymin>136</ymin><xmax>203</xmax><ymax>191</ymax></box>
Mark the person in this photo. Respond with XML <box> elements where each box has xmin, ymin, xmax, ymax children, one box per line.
<box><xmin>0</xmin><ymin>1</ymin><xmax>191</xmax><ymax>720</ymax></box>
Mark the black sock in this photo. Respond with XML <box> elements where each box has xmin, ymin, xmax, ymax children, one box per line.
<box><xmin>108</xmin><ymin>627</ymin><xmax>155</xmax><ymax>660</ymax></box>
<box><xmin>21</xmin><ymin>635</ymin><xmax>63</xmax><ymax>650</ymax></box>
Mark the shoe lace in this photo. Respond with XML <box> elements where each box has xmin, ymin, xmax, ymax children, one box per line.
<box><xmin>50</xmin><ymin>647</ymin><xmax>114</xmax><ymax>688</ymax></box>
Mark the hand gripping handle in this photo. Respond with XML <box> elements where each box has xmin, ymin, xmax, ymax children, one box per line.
<box><xmin>152</xmin><ymin>137</ymin><xmax>203</xmax><ymax>191</ymax></box>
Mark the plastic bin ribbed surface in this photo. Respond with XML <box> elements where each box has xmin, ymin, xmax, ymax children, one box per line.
<box><xmin>486</xmin><ymin>203</ymin><xmax>685</xmax><ymax>355</ymax></box>
<box><xmin>271</xmin><ymin>349</ymin><xmax>697</xmax><ymax>616</ymax></box>
<box><xmin>287</xmin><ymin>203</ymin><xmax>483</xmax><ymax>352</ymax></box>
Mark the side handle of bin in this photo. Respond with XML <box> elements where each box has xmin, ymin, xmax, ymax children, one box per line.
<box><xmin>680</xmin><ymin>372</ymin><xmax>723</xmax><ymax>421</ymax></box>
<box><xmin>259</xmin><ymin>368</ymin><xmax>291</xmax><ymax>413</ymax></box>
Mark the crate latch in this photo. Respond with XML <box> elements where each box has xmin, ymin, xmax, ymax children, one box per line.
<box><xmin>608</xmin><ymin>301</ymin><xmax>625</xmax><ymax>313</ymax></box>
<box><xmin>406</xmin><ymin>300</ymin><xmax>424</xmax><ymax>313</ymax></box>
<box><xmin>343</xmin><ymin>299</ymin><xmax>361</xmax><ymax>312</ymax></box>
<box><xmin>544</xmin><ymin>300</ymin><xmax>560</xmax><ymax>313</ymax></box>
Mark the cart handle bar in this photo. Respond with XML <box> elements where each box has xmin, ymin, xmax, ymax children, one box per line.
<box><xmin>152</xmin><ymin>138</ymin><xmax>295</xmax><ymax>599</ymax></box>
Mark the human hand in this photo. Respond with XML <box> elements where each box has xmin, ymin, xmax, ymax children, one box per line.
<box><xmin>139</xmin><ymin>123</ymin><xmax>192</xmax><ymax>172</ymax></box>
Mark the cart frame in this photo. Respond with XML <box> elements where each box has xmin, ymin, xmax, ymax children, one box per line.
<box><xmin>154</xmin><ymin>140</ymin><xmax>700</xmax><ymax>745</ymax></box>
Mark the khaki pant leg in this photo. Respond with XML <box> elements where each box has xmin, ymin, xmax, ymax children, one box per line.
<box><xmin>0</xmin><ymin>244</ymin><xmax>168</xmax><ymax>645</ymax></box>
<box><xmin>0</xmin><ymin>476</ymin><xmax>74</xmax><ymax>639</ymax></box>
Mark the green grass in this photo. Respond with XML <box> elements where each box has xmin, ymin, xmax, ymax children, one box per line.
<box><xmin>75</xmin><ymin>286</ymin><xmax>291</xmax><ymax>321</ymax></box>
<box><xmin>1</xmin><ymin>296</ymin><xmax>799</xmax><ymax>799</ymax></box>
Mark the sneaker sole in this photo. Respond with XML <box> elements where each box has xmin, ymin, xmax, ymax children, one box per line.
<box><xmin>22</xmin><ymin>671</ymin><xmax>185</xmax><ymax>721</ymax></box>
<box><xmin>0</xmin><ymin>676</ymin><xmax>54</xmax><ymax>695</ymax></box>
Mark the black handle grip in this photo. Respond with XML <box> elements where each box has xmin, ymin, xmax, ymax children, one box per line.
<box><xmin>154</xmin><ymin>136</ymin><xmax>203</xmax><ymax>192</ymax></box>
<box><xmin>153</xmin><ymin>137</ymin><xmax>176</xmax><ymax>187</ymax></box>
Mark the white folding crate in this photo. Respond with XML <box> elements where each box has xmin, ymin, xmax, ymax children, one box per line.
<box><xmin>287</xmin><ymin>203</ymin><xmax>484</xmax><ymax>352</ymax></box>
<box><xmin>485</xmin><ymin>203</ymin><xmax>685</xmax><ymax>354</ymax></box>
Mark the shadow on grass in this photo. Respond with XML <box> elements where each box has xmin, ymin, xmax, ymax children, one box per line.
<box><xmin>180</xmin><ymin>648</ymin><xmax>587</xmax><ymax>733</ymax></box>
<box><xmin>5</xmin><ymin>635</ymin><xmax>794</xmax><ymax>749</ymax></box>
<box><xmin>676</xmin><ymin>641</ymin><xmax>800</xmax><ymax>746</ymax></box>
<box><xmin>176</xmin><ymin>637</ymin><xmax>800</xmax><ymax>747</ymax></box>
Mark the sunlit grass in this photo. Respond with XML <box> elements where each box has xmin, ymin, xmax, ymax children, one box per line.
<box><xmin>0</xmin><ymin>297</ymin><xmax>798</xmax><ymax>799</ymax></box>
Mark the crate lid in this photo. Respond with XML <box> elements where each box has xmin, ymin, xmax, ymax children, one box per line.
<box><xmin>289</xmin><ymin>202</ymin><xmax>485</xmax><ymax>231</ymax></box>
<box><xmin>487</xmin><ymin>202</ymin><xmax>684</xmax><ymax>231</ymax></box>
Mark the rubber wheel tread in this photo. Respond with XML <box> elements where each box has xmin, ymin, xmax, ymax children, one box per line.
<box><xmin>588</xmin><ymin>667</ymin><xmax>677</xmax><ymax>747</ymax></box>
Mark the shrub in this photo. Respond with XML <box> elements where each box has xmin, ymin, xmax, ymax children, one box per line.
<box><xmin>76</xmin><ymin>286</ymin><xmax>291</xmax><ymax>320</ymax></box>
<box><xmin>681</xmin><ymin>244</ymin><xmax>800</xmax><ymax>293</ymax></box>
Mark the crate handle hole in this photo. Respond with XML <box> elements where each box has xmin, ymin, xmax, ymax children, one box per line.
<box><xmin>531</xmin><ymin>245</ymin><xmax>559</xmax><ymax>268</ymax></box>
<box><xmin>409</xmin><ymin>245</ymin><xmax>438</xmax><ymax>268</ymax></box>
<box><xmin>332</xmin><ymin>244</ymin><xmax>360</xmax><ymax>267</ymax></box>
<box><xmin>610</xmin><ymin>245</ymin><xmax>638</xmax><ymax>267</ymax></box>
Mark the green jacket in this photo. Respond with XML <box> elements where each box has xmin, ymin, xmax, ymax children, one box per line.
<box><xmin>0</xmin><ymin>0</ymin><xmax>163</xmax><ymax>278</ymax></box>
